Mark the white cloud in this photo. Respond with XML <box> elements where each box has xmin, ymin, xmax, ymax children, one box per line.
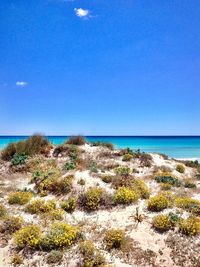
<box><xmin>16</xmin><ymin>81</ymin><xmax>28</xmax><ymax>87</ymax></box>
<box><xmin>74</xmin><ymin>8</ymin><xmax>90</xmax><ymax>18</ymax></box>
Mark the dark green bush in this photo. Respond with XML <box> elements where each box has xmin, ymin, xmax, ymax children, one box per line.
<box><xmin>155</xmin><ymin>175</ymin><xmax>181</xmax><ymax>186</ymax></box>
<box><xmin>63</xmin><ymin>161</ymin><xmax>76</xmax><ymax>171</ymax></box>
<box><xmin>11</xmin><ymin>153</ymin><xmax>28</xmax><ymax>166</ymax></box>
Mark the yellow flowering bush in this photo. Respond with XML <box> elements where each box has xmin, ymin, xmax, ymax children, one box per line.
<box><xmin>122</xmin><ymin>153</ymin><xmax>133</xmax><ymax>161</ymax></box>
<box><xmin>179</xmin><ymin>217</ymin><xmax>200</xmax><ymax>236</ymax></box>
<box><xmin>82</xmin><ymin>187</ymin><xmax>104</xmax><ymax>211</ymax></box>
<box><xmin>0</xmin><ymin>215</ymin><xmax>24</xmax><ymax>234</ymax></box>
<box><xmin>41</xmin><ymin>222</ymin><xmax>79</xmax><ymax>250</ymax></box>
<box><xmin>152</xmin><ymin>214</ymin><xmax>174</xmax><ymax>232</ymax></box>
<box><xmin>0</xmin><ymin>203</ymin><xmax>7</xmax><ymax>217</ymax></box>
<box><xmin>147</xmin><ymin>194</ymin><xmax>169</xmax><ymax>211</ymax></box>
<box><xmin>61</xmin><ymin>197</ymin><xmax>77</xmax><ymax>213</ymax></box>
<box><xmin>25</xmin><ymin>199</ymin><xmax>56</xmax><ymax>214</ymax></box>
<box><xmin>175</xmin><ymin>197</ymin><xmax>200</xmax><ymax>215</ymax></box>
<box><xmin>104</xmin><ymin>229</ymin><xmax>126</xmax><ymax>250</ymax></box>
<box><xmin>13</xmin><ymin>225</ymin><xmax>41</xmax><ymax>249</ymax></box>
<box><xmin>133</xmin><ymin>179</ymin><xmax>150</xmax><ymax>199</ymax></box>
<box><xmin>8</xmin><ymin>191</ymin><xmax>33</xmax><ymax>205</ymax></box>
<box><xmin>41</xmin><ymin>209</ymin><xmax>64</xmax><ymax>222</ymax></box>
<box><xmin>114</xmin><ymin>187</ymin><xmax>139</xmax><ymax>205</ymax></box>
<box><xmin>79</xmin><ymin>240</ymin><xmax>106</xmax><ymax>267</ymax></box>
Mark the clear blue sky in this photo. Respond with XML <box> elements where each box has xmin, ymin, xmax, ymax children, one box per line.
<box><xmin>0</xmin><ymin>0</ymin><xmax>200</xmax><ymax>135</ymax></box>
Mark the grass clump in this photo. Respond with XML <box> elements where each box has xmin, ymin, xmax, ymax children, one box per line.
<box><xmin>147</xmin><ymin>194</ymin><xmax>169</xmax><ymax>212</ymax></box>
<box><xmin>61</xmin><ymin>197</ymin><xmax>77</xmax><ymax>213</ymax></box>
<box><xmin>114</xmin><ymin>187</ymin><xmax>139</xmax><ymax>205</ymax></box>
<box><xmin>175</xmin><ymin>197</ymin><xmax>200</xmax><ymax>215</ymax></box>
<box><xmin>179</xmin><ymin>217</ymin><xmax>200</xmax><ymax>236</ymax></box>
<box><xmin>67</xmin><ymin>135</ymin><xmax>86</xmax><ymax>146</ymax></box>
<box><xmin>41</xmin><ymin>222</ymin><xmax>79</xmax><ymax>250</ymax></box>
<box><xmin>155</xmin><ymin>173</ymin><xmax>181</xmax><ymax>187</ymax></box>
<box><xmin>122</xmin><ymin>153</ymin><xmax>133</xmax><ymax>162</ymax></box>
<box><xmin>152</xmin><ymin>214</ymin><xmax>175</xmax><ymax>232</ymax></box>
<box><xmin>79</xmin><ymin>240</ymin><xmax>106</xmax><ymax>267</ymax></box>
<box><xmin>13</xmin><ymin>225</ymin><xmax>41</xmax><ymax>249</ymax></box>
<box><xmin>176</xmin><ymin>164</ymin><xmax>185</xmax><ymax>173</ymax></box>
<box><xmin>1</xmin><ymin>135</ymin><xmax>51</xmax><ymax>161</ymax></box>
<box><xmin>0</xmin><ymin>203</ymin><xmax>7</xmax><ymax>217</ymax></box>
<box><xmin>46</xmin><ymin>250</ymin><xmax>63</xmax><ymax>264</ymax></box>
<box><xmin>8</xmin><ymin>191</ymin><xmax>33</xmax><ymax>205</ymax></box>
<box><xmin>0</xmin><ymin>215</ymin><xmax>24</xmax><ymax>234</ymax></box>
<box><xmin>104</xmin><ymin>229</ymin><xmax>126</xmax><ymax>250</ymax></box>
<box><xmin>25</xmin><ymin>199</ymin><xmax>56</xmax><ymax>214</ymax></box>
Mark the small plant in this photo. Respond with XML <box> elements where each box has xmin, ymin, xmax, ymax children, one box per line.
<box><xmin>77</xmin><ymin>178</ymin><xmax>85</xmax><ymax>186</ymax></box>
<box><xmin>147</xmin><ymin>194</ymin><xmax>169</xmax><ymax>212</ymax></box>
<box><xmin>133</xmin><ymin>179</ymin><xmax>150</xmax><ymax>199</ymax></box>
<box><xmin>104</xmin><ymin>229</ymin><xmax>126</xmax><ymax>250</ymax></box>
<box><xmin>8</xmin><ymin>191</ymin><xmax>33</xmax><ymax>205</ymax></box>
<box><xmin>11</xmin><ymin>153</ymin><xmax>28</xmax><ymax>166</ymax></box>
<box><xmin>63</xmin><ymin>161</ymin><xmax>76</xmax><ymax>171</ymax></box>
<box><xmin>67</xmin><ymin>135</ymin><xmax>86</xmax><ymax>146</ymax></box>
<box><xmin>155</xmin><ymin>173</ymin><xmax>181</xmax><ymax>187</ymax></box>
<box><xmin>91</xmin><ymin>141</ymin><xmax>113</xmax><ymax>150</ymax></box>
<box><xmin>11</xmin><ymin>254</ymin><xmax>23</xmax><ymax>266</ymax></box>
<box><xmin>0</xmin><ymin>215</ymin><xmax>24</xmax><ymax>234</ymax></box>
<box><xmin>89</xmin><ymin>161</ymin><xmax>98</xmax><ymax>173</ymax></box>
<box><xmin>41</xmin><ymin>209</ymin><xmax>64</xmax><ymax>221</ymax></box>
<box><xmin>41</xmin><ymin>222</ymin><xmax>79</xmax><ymax>250</ymax></box>
<box><xmin>25</xmin><ymin>199</ymin><xmax>56</xmax><ymax>214</ymax></box>
<box><xmin>152</xmin><ymin>214</ymin><xmax>174</xmax><ymax>232</ymax></box>
<box><xmin>179</xmin><ymin>217</ymin><xmax>200</xmax><ymax>236</ymax></box>
<box><xmin>115</xmin><ymin>166</ymin><xmax>131</xmax><ymax>176</ymax></box>
<box><xmin>0</xmin><ymin>203</ymin><xmax>7</xmax><ymax>217</ymax></box>
<box><xmin>46</xmin><ymin>250</ymin><xmax>63</xmax><ymax>264</ymax></box>
<box><xmin>160</xmin><ymin>183</ymin><xmax>172</xmax><ymax>191</ymax></box>
<box><xmin>176</xmin><ymin>164</ymin><xmax>185</xmax><ymax>173</ymax></box>
<box><xmin>14</xmin><ymin>225</ymin><xmax>41</xmax><ymax>249</ymax></box>
<box><xmin>175</xmin><ymin>197</ymin><xmax>200</xmax><ymax>215</ymax></box>
<box><xmin>114</xmin><ymin>187</ymin><xmax>139</xmax><ymax>205</ymax></box>
<box><xmin>61</xmin><ymin>197</ymin><xmax>77</xmax><ymax>213</ymax></box>
<box><xmin>184</xmin><ymin>179</ymin><xmax>196</xmax><ymax>188</ymax></box>
<box><xmin>101</xmin><ymin>174</ymin><xmax>113</xmax><ymax>183</ymax></box>
<box><xmin>122</xmin><ymin>153</ymin><xmax>133</xmax><ymax>161</ymax></box>
<box><xmin>79</xmin><ymin>240</ymin><xmax>106</xmax><ymax>267</ymax></box>
<box><xmin>80</xmin><ymin>187</ymin><xmax>104</xmax><ymax>211</ymax></box>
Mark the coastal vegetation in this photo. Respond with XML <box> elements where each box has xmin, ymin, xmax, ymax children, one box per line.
<box><xmin>0</xmin><ymin>135</ymin><xmax>199</xmax><ymax>266</ymax></box>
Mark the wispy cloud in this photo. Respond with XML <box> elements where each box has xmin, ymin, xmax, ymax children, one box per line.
<box><xmin>74</xmin><ymin>8</ymin><xmax>90</xmax><ymax>19</ymax></box>
<box><xmin>16</xmin><ymin>81</ymin><xmax>28</xmax><ymax>87</ymax></box>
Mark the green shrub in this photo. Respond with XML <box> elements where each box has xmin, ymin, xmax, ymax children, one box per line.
<box><xmin>8</xmin><ymin>191</ymin><xmax>33</xmax><ymax>205</ymax></box>
<box><xmin>147</xmin><ymin>194</ymin><xmax>169</xmax><ymax>212</ymax></box>
<box><xmin>152</xmin><ymin>214</ymin><xmax>174</xmax><ymax>232</ymax></box>
<box><xmin>46</xmin><ymin>250</ymin><xmax>63</xmax><ymax>264</ymax></box>
<box><xmin>61</xmin><ymin>197</ymin><xmax>77</xmax><ymax>213</ymax></box>
<box><xmin>91</xmin><ymin>141</ymin><xmax>113</xmax><ymax>150</ymax></box>
<box><xmin>1</xmin><ymin>135</ymin><xmax>51</xmax><ymax>161</ymax></box>
<box><xmin>115</xmin><ymin>166</ymin><xmax>131</xmax><ymax>176</ymax></box>
<box><xmin>80</xmin><ymin>187</ymin><xmax>103</xmax><ymax>211</ymax></box>
<box><xmin>63</xmin><ymin>161</ymin><xmax>76</xmax><ymax>170</ymax></box>
<box><xmin>14</xmin><ymin>225</ymin><xmax>41</xmax><ymax>249</ymax></box>
<box><xmin>114</xmin><ymin>187</ymin><xmax>139</xmax><ymax>205</ymax></box>
<box><xmin>155</xmin><ymin>173</ymin><xmax>181</xmax><ymax>187</ymax></box>
<box><xmin>184</xmin><ymin>179</ymin><xmax>196</xmax><ymax>188</ymax></box>
<box><xmin>0</xmin><ymin>204</ymin><xmax>7</xmax><ymax>217</ymax></box>
<box><xmin>179</xmin><ymin>217</ymin><xmax>200</xmax><ymax>236</ymax></box>
<box><xmin>67</xmin><ymin>136</ymin><xmax>86</xmax><ymax>146</ymax></box>
<box><xmin>104</xmin><ymin>229</ymin><xmax>126</xmax><ymax>250</ymax></box>
<box><xmin>175</xmin><ymin>197</ymin><xmax>200</xmax><ymax>215</ymax></box>
<box><xmin>122</xmin><ymin>154</ymin><xmax>133</xmax><ymax>162</ymax></box>
<box><xmin>11</xmin><ymin>153</ymin><xmax>28</xmax><ymax>166</ymax></box>
<box><xmin>176</xmin><ymin>164</ymin><xmax>185</xmax><ymax>173</ymax></box>
<box><xmin>0</xmin><ymin>215</ymin><xmax>24</xmax><ymax>234</ymax></box>
<box><xmin>41</xmin><ymin>222</ymin><xmax>79</xmax><ymax>250</ymax></box>
<box><xmin>25</xmin><ymin>199</ymin><xmax>56</xmax><ymax>214</ymax></box>
<box><xmin>79</xmin><ymin>240</ymin><xmax>106</xmax><ymax>267</ymax></box>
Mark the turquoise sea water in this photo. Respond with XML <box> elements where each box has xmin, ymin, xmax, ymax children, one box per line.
<box><xmin>0</xmin><ymin>136</ymin><xmax>200</xmax><ymax>159</ymax></box>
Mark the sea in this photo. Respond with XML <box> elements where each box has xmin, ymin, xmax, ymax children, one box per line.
<box><xmin>0</xmin><ymin>136</ymin><xmax>200</xmax><ymax>160</ymax></box>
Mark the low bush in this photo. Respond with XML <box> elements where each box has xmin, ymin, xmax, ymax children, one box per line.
<box><xmin>41</xmin><ymin>209</ymin><xmax>64</xmax><ymax>222</ymax></box>
<box><xmin>46</xmin><ymin>250</ymin><xmax>63</xmax><ymax>264</ymax></box>
<box><xmin>147</xmin><ymin>194</ymin><xmax>169</xmax><ymax>212</ymax></box>
<box><xmin>61</xmin><ymin>197</ymin><xmax>77</xmax><ymax>213</ymax></box>
<box><xmin>104</xmin><ymin>229</ymin><xmax>126</xmax><ymax>250</ymax></box>
<box><xmin>89</xmin><ymin>161</ymin><xmax>98</xmax><ymax>173</ymax></box>
<box><xmin>91</xmin><ymin>141</ymin><xmax>113</xmax><ymax>150</ymax></box>
<box><xmin>115</xmin><ymin>166</ymin><xmax>131</xmax><ymax>176</ymax></box>
<box><xmin>122</xmin><ymin>154</ymin><xmax>133</xmax><ymax>162</ymax></box>
<box><xmin>11</xmin><ymin>254</ymin><xmax>23</xmax><ymax>266</ymax></box>
<box><xmin>1</xmin><ymin>135</ymin><xmax>51</xmax><ymax>161</ymax></box>
<box><xmin>13</xmin><ymin>225</ymin><xmax>41</xmax><ymax>249</ymax></box>
<box><xmin>152</xmin><ymin>214</ymin><xmax>174</xmax><ymax>232</ymax></box>
<box><xmin>139</xmin><ymin>153</ymin><xmax>152</xmax><ymax>167</ymax></box>
<box><xmin>11</xmin><ymin>153</ymin><xmax>28</xmax><ymax>166</ymax></box>
<box><xmin>25</xmin><ymin>199</ymin><xmax>56</xmax><ymax>214</ymax></box>
<box><xmin>155</xmin><ymin>173</ymin><xmax>181</xmax><ymax>187</ymax></box>
<box><xmin>184</xmin><ymin>179</ymin><xmax>196</xmax><ymax>188</ymax></box>
<box><xmin>79</xmin><ymin>240</ymin><xmax>106</xmax><ymax>267</ymax></box>
<box><xmin>63</xmin><ymin>161</ymin><xmax>76</xmax><ymax>171</ymax></box>
<box><xmin>41</xmin><ymin>222</ymin><xmax>79</xmax><ymax>250</ymax></box>
<box><xmin>111</xmin><ymin>174</ymin><xmax>134</xmax><ymax>189</ymax></box>
<box><xmin>179</xmin><ymin>217</ymin><xmax>200</xmax><ymax>236</ymax></box>
<box><xmin>101</xmin><ymin>174</ymin><xmax>113</xmax><ymax>183</ymax></box>
<box><xmin>175</xmin><ymin>197</ymin><xmax>200</xmax><ymax>215</ymax></box>
<box><xmin>176</xmin><ymin>164</ymin><xmax>185</xmax><ymax>173</ymax></box>
<box><xmin>67</xmin><ymin>136</ymin><xmax>86</xmax><ymax>146</ymax></box>
<box><xmin>114</xmin><ymin>187</ymin><xmax>139</xmax><ymax>205</ymax></box>
<box><xmin>0</xmin><ymin>204</ymin><xmax>7</xmax><ymax>217</ymax></box>
<box><xmin>160</xmin><ymin>183</ymin><xmax>172</xmax><ymax>191</ymax></box>
<box><xmin>0</xmin><ymin>215</ymin><xmax>24</xmax><ymax>234</ymax></box>
<box><xmin>133</xmin><ymin>179</ymin><xmax>150</xmax><ymax>199</ymax></box>
<box><xmin>79</xmin><ymin>187</ymin><xmax>103</xmax><ymax>211</ymax></box>
<box><xmin>77</xmin><ymin>178</ymin><xmax>85</xmax><ymax>186</ymax></box>
<box><xmin>8</xmin><ymin>191</ymin><xmax>33</xmax><ymax>205</ymax></box>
